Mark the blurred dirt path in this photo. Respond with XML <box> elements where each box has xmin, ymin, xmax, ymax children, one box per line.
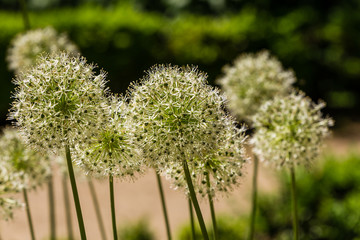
<box><xmin>1</xmin><ymin>162</ymin><xmax>278</xmax><ymax>240</ymax></box>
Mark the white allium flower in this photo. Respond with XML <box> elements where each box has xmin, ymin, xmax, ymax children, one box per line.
<box><xmin>0</xmin><ymin>158</ymin><xmax>21</xmax><ymax>195</ymax></box>
<box><xmin>8</xmin><ymin>52</ymin><xmax>109</xmax><ymax>154</ymax></box>
<box><xmin>251</xmin><ymin>91</ymin><xmax>334</xmax><ymax>169</ymax></box>
<box><xmin>216</xmin><ymin>50</ymin><xmax>295</xmax><ymax>124</ymax></box>
<box><xmin>0</xmin><ymin>159</ymin><xmax>21</xmax><ymax>218</ymax></box>
<box><xmin>7</xmin><ymin>27</ymin><xmax>79</xmax><ymax>74</ymax></box>
<box><xmin>165</xmin><ymin>119</ymin><xmax>247</xmax><ymax>198</ymax></box>
<box><xmin>0</xmin><ymin>127</ymin><xmax>51</xmax><ymax>190</ymax></box>
<box><xmin>129</xmin><ymin>65</ymin><xmax>247</xmax><ymax>195</ymax></box>
<box><xmin>0</xmin><ymin>197</ymin><xmax>23</xmax><ymax>221</ymax></box>
<box><xmin>0</xmin><ymin>160</ymin><xmax>23</xmax><ymax>220</ymax></box>
<box><xmin>75</xmin><ymin>95</ymin><xmax>143</xmax><ymax>179</ymax></box>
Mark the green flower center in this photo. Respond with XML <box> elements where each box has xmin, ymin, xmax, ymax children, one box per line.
<box><xmin>54</xmin><ymin>93</ymin><xmax>77</xmax><ymax>116</ymax></box>
<box><xmin>10</xmin><ymin>139</ymin><xmax>28</xmax><ymax>172</ymax></box>
<box><xmin>100</xmin><ymin>130</ymin><xmax>127</xmax><ymax>154</ymax></box>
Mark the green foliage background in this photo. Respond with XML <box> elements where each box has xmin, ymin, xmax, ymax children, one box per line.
<box><xmin>1</xmin><ymin>1</ymin><xmax>360</xmax><ymax>125</ymax></box>
<box><xmin>118</xmin><ymin>219</ymin><xmax>155</xmax><ymax>240</ymax></box>
<box><xmin>178</xmin><ymin>153</ymin><xmax>360</xmax><ymax>239</ymax></box>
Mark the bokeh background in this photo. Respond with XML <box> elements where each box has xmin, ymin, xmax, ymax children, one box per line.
<box><xmin>1</xmin><ymin>0</ymin><xmax>360</xmax><ymax>239</ymax></box>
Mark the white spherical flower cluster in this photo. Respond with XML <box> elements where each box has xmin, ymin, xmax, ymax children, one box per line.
<box><xmin>251</xmin><ymin>91</ymin><xmax>334</xmax><ymax>169</ymax></box>
<box><xmin>0</xmin><ymin>158</ymin><xmax>21</xmax><ymax>195</ymax></box>
<box><xmin>216</xmin><ymin>50</ymin><xmax>295</xmax><ymax>124</ymax></box>
<box><xmin>9</xmin><ymin>52</ymin><xmax>109</xmax><ymax>154</ymax></box>
<box><xmin>0</xmin><ymin>160</ymin><xmax>23</xmax><ymax>220</ymax></box>
<box><xmin>129</xmin><ymin>65</ymin><xmax>247</xmax><ymax>188</ymax></box>
<box><xmin>76</xmin><ymin>95</ymin><xmax>143</xmax><ymax>179</ymax></box>
<box><xmin>0</xmin><ymin>127</ymin><xmax>51</xmax><ymax>190</ymax></box>
<box><xmin>7</xmin><ymin>27</ymin><xmax>79</xmax><ymax>74</ymax></box>
<box><xmin>0</xmin><ymin>197</ymin><xmax>23</xmax><ymax>221</ymax></box>
<box><xmin>165</xmin><ymin>121</ymin><xmax>247</xmax><ymax>198</ymax></box>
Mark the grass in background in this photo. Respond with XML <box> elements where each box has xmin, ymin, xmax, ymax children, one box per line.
<box><xmin>178</xmin><ymin>152</ymin><xmax>360</xmax><ymax>239</ymax></box>
<box><xmin>118</xmin><ymin>218</ymin><xmax>155</xmax><ymax>240</ymax></box>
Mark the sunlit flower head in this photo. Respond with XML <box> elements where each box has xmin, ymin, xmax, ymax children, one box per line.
<box><xmin>75</xmin><ymin>95</ymin><xmax>143</xmax><ymax>179</ymax></box>
<box><xmin>7</xmin><ymin>27</ymin><xmax>79</xmax><ymax>74</ymax></box>
<box><xmin>251</xmin><ymin>91</ymin><xmax>334</xmax><ymax>169</ymax></box>
<box><xmin>165</xmin><ymin>118</ymin><xmax>247</xmax><ymax>198</ymax></box>
<box><xmin>8</xmin><ymin>52</ymin><xmax>109</xmax><ymax>154</ymax></box>
<box><xmin>216</xmin><ymin>50</ymin><xmax>295</xmax><ymax>124</ymax></box>
<box><xmin>0</xmin><ymin>127</ymin><xmax>51</xmax><ymax>190</ymax></box>
<box><xmin>128</xmin><ymin>64</ymin><xmax>247</xmax><ymax>178</ymax></box>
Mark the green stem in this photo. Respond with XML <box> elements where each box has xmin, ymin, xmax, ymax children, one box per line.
<box><xmin>155</xmin><ymin>170</ymin><xmax>172</xmax><ymax>240</ymax></box>
<box><xmin>206</xmin><ymin>174</ymin><xmax>218</xmax><ymax>240</ymax></box>
<box><xmin>23</xmin><ymin>188</ymin><xmax>35</xmax><ymax>240</ymax></box>
<box><xmin>189</xmin><ymin>199</ymin><xmax>196</xmax><ymax>240</ymax></box>
<box><xmin>290</xmin><ymin>166</ymin><xmax>299</xmax><ymax>240</ymax></box>
<box><xmin>248</xmin><ymin>155</ymin><xmax>259</xmax><ymax>240</ymax></box>
<box><xmin>182</xmin><ymin>160</ymin><xmax>209</xmax><ymax>240</ymax></box>
<box><xmin>48</xmin><ymin>174</ymin><xmax>56</xmax><ymax>240</ymax></box>
<box><xmin>109</xmin><ymin>175</ymin><xmax>118</xmax><ymax>240</ymax></box>
<box><xmin>88</xmin><ymin>178</ymin><xmax>107</xmax><ymax>240</ymax></box>
<box><xmin>62</xmin><ymin>172</ymin><xmax>74</xmax><ymax>240</ymax></box>
<box><xmin>19</xmin><ymin>0</ymin><xmax>30</xmax><ymax>30</ymax></box>
<box><xmin>65</xmin><ymin>145</ymin><xmax>87</xmax><ymax>240</ymax></box>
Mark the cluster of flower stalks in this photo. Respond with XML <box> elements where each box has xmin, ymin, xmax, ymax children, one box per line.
<box><xmin>0</xmin><ymin>24</ymin><xmax>333</xmax><ymax>240</ymax></box>
<box><xmin>217</xmin><ymin>51</ymin><xmax>334</xmax><ymax>240</ymax></box>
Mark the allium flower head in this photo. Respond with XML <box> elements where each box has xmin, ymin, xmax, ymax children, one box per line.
<box><xmin>1</xmin><ymin>157</ymin><xmax>23</xmax><ymax>221</ymax></box>
<box><xmin>129</xmin><ymin>65</ymin><xmax>247</xmax><ymax>193</ymax></box>
<box><xmin>251</xmin><ymin>91</ymin><xmax>334</xmax><ymax>169</ymax></box>
<box><xmin>216</xmin><ymin>50</ymin><xmax>295</xmax><ymax>124</ymax></box>
<box><xmin>0</xmin><ymin>157</ymin><xmax>20</xmax><ymax>195</ymax></box>
<box><xmin>7</xmin><ymin>27</ymin><xmax>79</xmax><ymax>74</ymax></box>
<box><xmin>0</xmin><ymin>197</ymin><xmax>23</xmax><ymax>221</ymax></box>
<box><xmin>0</xmin><ymin>162</ymin><xmax>22</xmax><ymax>221</ymax></box>
<box><xmin>0</xmin><ymin>127</ymin><xmax>50</xmax><ymax>220</ymax></box>
<box><xmin>165</xmin><ymin>119</ymin><xmax>247</xmax><ymax>198</ymax></box>
<box><xmin>76</xmin><ymin>95</ymin><xmax>143</xmax><ymax>179</ymax></box>
<box><xmin>0</xmin><ymin>127</ymin><xmax>51</xmax><ymax>190</ymax></box>
<box><xmin>9</xmin><ymin>52</ymin><xmax>108</xmax><ymax>154</ymax></box>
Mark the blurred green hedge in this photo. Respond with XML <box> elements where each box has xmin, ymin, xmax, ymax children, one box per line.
<box><xmin>254</xmin><ymin>153</ymin><xmax>360</xmax><ymax>239</ymax></box>
<box><xmin>1</xmin><ymin>3</ymin><xmax>359</xmax><ymax>125</ymax></box>
<box><xmin>178</xmin><ymin>152</ymin><xmax>360</xmax><ymax>239</ymax></box>
<box><xmin>118</xmin><ymin>218</ymin><xmax>155</xmax><ymax>240</ymax></box>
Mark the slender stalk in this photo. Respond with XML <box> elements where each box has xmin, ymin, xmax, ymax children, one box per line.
<box><xmin>290</xmin><ymin>166</ymin><xmax>299</xmax><ymax>240</ymax></box>
<box><xmin>182</xmin><ymin>160</ymin><xmax>209</xmax><ymax>240</ymax></box>
<box><xmin>206</xmin><ymin>174</ymin><xmax>218</xmax><ymax>240</ymax></box>
<box><xmin>189</xmin><ymin>198</ymin><xmax>196</xmax><ymax>240</ymax></box>
<box><xmin>62</xmin><ymin>172</ymin><xmax>74</xmax><ymax>240</ymax></box>
<box><xmin>155</xmin><ymin>170</ymin><xmax>172</xmax><ymax>240</ymax></box>
<box><xmin>18</xmin><ymin>0</ymin><xmax>30</xmax><ymax>30</ymax></box>
<box><xmin>65</xmin><ymin>145</ymin><xmax>87</xmax><ymax>240</ymax></box>
<box><xmin>88</xmin><ymin>178</ymin><xmax>107</xmax><ymax>240</ymax></box>
<box><xmin>248</xmin><ymin>155</ymin><xmax>259</xmax><ymax>240</ymax></box>
<box><xmin>109</xmin><ymin>175</ymin><xmax>118</xmax><ymax>240</ymax></box>
<box><xmin>48</xmin><ymin>174</ymin><xmax>56</xmax><ymax>240</ymax></box>
<box><xmin>23</xmin><ymin>188</ymin><xmax>35</xmax><ymax>240</ymax></box>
